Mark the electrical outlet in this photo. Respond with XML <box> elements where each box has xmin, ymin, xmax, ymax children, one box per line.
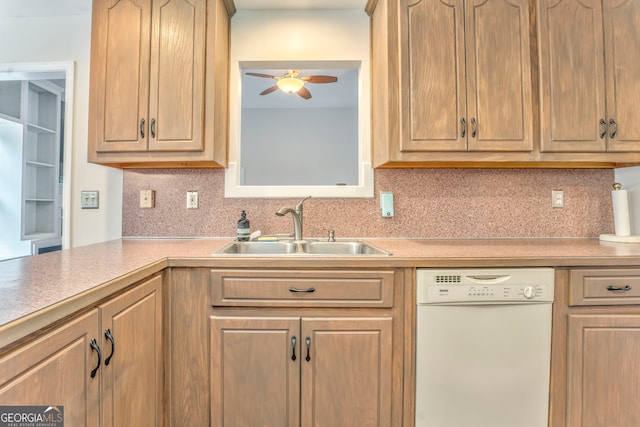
<box><xmin>81</xmin><ymin>191</ymin><xmax>99</xmax><ymax>209</ymax></box>
<box><xmin>140</xmin><ymin>190</ymin><xmax>155</xmax><ymax>208</ymax></box>
<box><xmin>187</xmin><ymin>191</ymin><xmax>199</xmax><ymax>209</ymax></box>
<box><xmin>552</xmin><ymin>190</ymin><xmax>564</xmax><ymax>208</ymax></box>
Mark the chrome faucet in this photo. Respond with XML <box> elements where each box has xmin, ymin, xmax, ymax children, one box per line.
<box><xmin>276</xmin><ymin>196</ymin><xmax>311</xmax><ymax>241</ymax></box>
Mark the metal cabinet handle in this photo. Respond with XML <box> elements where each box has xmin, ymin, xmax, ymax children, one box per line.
<box><xmin>90</xmin><ymin>338</ymin><xmax>102</xmax><ymax>378</ymax></box>
<box><xmin>289</xmin><ymin>287</ymin><xmax>316</xmax><ymax>293</ymax></box>
<box><xmin>139</xmin><ymin>118</ymin><xmax>145</xmax><ymax>139</ymax></box>
<box><xmin>151</xmin><ymin>118</ymin><xmax>156</xmax><ymax>139</ymax></box>
<box><xmin>599</xmin><ymin>119</ymin><xmax>607</xmax><ymax>139</ymax></box>
<box><xmin>609</xmin><ymin>119</ymin><xmax>617</xmax><ymax>139</ymax></box>
<box><xmin>305</xmin><ymin>337</ymin><xmax>311</xmax><ymax>362</ymax></box>
<box><xmin>471</xmin><ymin>117</ymin><xmax>477</xmax><ymax>138</ymax></box>
<box><xmin>104</xmin><ymin>328</ymin><xmax>115</xmax><ymax>366</ymax></box>
<box><xmin>607</xmin><ymin>285</ymin><xmax>631</xmax><ymax>292</ymax></box>
<box><xmin>291</xmin><ymin>336</ymin><xmax>297</xmax><ymax>361</ymax></box>
<box><xmin>461</xmin><ymin>118</ymin><xmax>466</xmax><ymax>138</ymax></box>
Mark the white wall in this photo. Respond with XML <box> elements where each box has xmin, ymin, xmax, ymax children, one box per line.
<box><xmin>0</xmin><ymin>14</ymin><xmax>123</xmax><ymax>248</ymax></box>
<box><xmin>615</xmin><ymin>167</ymin><xmax>640</xmax><ymax>235</ymax></box>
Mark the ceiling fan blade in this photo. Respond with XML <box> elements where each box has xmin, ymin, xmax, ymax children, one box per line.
<box><xmin>301</xmin><ymin>75</ymin><xmax>338</xmax><ymax>84</ymax></box>
<box><xmin>246</xmin><ymin>72</ymin><xmax>276</xmax><ymax>79</ymax></box>
<box><xmin>297</xmin><ymin>86</ymin><xmax>312</xmax><ymax>100</ymax></box>
<box><xmin>260</xmin><ymin>85</ymin><xmax>279</xmax><ymax>96</ymax></box>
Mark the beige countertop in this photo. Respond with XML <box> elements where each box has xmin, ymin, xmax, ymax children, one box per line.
<box><xmin>2</xmin><ymin>237</ymin><xmax>640</xmax><ymax>351</ymax></box>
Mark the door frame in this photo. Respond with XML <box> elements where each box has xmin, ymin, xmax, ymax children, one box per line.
<box><xmin>0</xmin><ymin>61</ymin><xmax>74</xmax><ymax>250</ymax></box>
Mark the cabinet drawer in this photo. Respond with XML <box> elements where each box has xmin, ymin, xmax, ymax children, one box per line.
<box><xmin>211</xmin><ymin>269</ymin><xmax>395</xmax><ymax>307</ymax></box>
<box><xmin>569</xmin><ymin>268</ymin><xmax>640</xmax><ymax>306</ymax></box>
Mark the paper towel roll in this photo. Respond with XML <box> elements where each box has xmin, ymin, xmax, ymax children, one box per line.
<box><xmin>612</xmin><ymin>188</ymin><xmax>631</xmax><ymax>236</ymax></box>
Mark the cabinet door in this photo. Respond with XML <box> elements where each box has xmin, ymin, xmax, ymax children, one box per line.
<box><xmin>538</xmin><ymin>0</ymin><xmax>607</xmax><ymax>152</ymax></box>
<box><xmin>90</xmin><ymin>0</ymin><xmax>151</xmax><ymax>152</ymax></box>
<box><xmin>400</xmin><ymin>0</ymin><xmax>467</xmax><ymax>152</ymax></box>
<box><xmin>567</xmin><ymin>313</ymin><xmax>640</xmax><ymax>426</ymax></box>
<box><xmin>300</xmin><ymin>317</ymin><xmax>393</xmax><ymax>427</ymax></box>
<box><xmin>603</xmin><ymin>0</ymin><xmax>640</xmax><ymax>151</ymax></box>
<box><xmin>465</xmin><ymin>0</ymin><xmax>532</xmax><ymax>152</ymax></box>
<box><xmin>148</xmin><ymin>0</ymin><xmax>206</xmax><ymax>152</ymax></box>
<box><xmin>0</xmin><ymin>310</ymin><xmax>100</xmax><ymax>427</ymax></box>
<box><xmin>210</xmin><ymin>316</ymin><xmax>300</xmax><ymax>427</ymax></box>
<box><xmin>100</xmin><ymin>274</ymin><xmax>163</xmax><ymax>427</ymax></box>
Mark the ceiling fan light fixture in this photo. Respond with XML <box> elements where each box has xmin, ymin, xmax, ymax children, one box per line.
<box><xmin>277</xmin><ymin>77</ymin><xmax>304</xmax><ymax>94</ymax></box>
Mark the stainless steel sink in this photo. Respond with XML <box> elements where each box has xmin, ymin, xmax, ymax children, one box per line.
<box><xmin>300</xmin><ymin>241</ymin><xmax>390</xmax><ymax>255</ymax></box>
<box><xmin>215</xmin><ymin>240</ymin><xmax>390</xmax><ymax>256</ymax></box>
<box><xmin>217</xmin><ymin>241</ymin><xmax>298</xmax><ymax>255</ymax></box>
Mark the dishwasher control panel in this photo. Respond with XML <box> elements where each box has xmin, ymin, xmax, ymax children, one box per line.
<box><xmin>416</xmin><ymin>268</ymin><xmax>554</xmax><ymax>304</ymax></box>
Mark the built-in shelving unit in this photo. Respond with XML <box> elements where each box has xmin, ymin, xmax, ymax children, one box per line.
<box><xmin>0</xmin><ymin>79</ymin><xmax>62</xmax><ymax>243</ymax></box>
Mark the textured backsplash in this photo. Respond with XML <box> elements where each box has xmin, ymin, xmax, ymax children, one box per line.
<box><xmin>122</xmin><ymin>168</ymin><xmax>614</xmax><ymax>239</ymax></box>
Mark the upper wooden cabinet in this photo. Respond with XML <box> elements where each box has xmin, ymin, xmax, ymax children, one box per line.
<box><xmin>369</xmin><ymin>0</ymin><xmax>534</xmax><ymax>166</ymax></box>
<box><xmin>88</xmin><ymin>0</ymin><xmax>235</xmax><ymax>168</ymax></box>
<box><xmin>538</xmin><ymin>0</ymin><xmax>640</xmax><ymax>154</ymax></box>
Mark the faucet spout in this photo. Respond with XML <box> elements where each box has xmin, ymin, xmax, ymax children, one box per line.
<box><xmin>276</xmin><ymin>207</ymin><xmax>303</xmax><ymax>241</ymax></box>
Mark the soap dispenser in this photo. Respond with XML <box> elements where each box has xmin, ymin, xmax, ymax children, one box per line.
<box><xmin>237</xmin><ymin>210</ymin><xmax>250</xmax><ymax>241</ymax></box>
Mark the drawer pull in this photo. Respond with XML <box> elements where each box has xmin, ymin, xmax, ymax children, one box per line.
<box><xmin>607</xmin><ymin>285</ymin><xmax>632</xmax><ymax>292</ymax></box>
<box><xmin>289</xmin><ymin>287</ymin><xmax>316</xmax><ymax>293</ymax></box>
<box><xmin>291</xmin><ymin>336</ymin><xmax>297</xmax><ymax>361</ymax></box>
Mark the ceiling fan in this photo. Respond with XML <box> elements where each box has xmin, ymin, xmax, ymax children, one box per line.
<box><xmin>245</xmin><ymin>69</ymin><xmax>338</xmax><ymax>100</ymax></box>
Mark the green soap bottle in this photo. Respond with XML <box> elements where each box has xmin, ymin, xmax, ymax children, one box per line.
<box><xmin>237</xmin><ymin>210</ymin><xmax>250</xmax><ymax>241</ymax></box>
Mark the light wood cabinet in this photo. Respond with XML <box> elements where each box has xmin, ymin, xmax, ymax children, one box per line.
<box><xmin>550</xmin><ymin>268</ymin><xmax>640</xmax><ymax>427</ymax></box>
<box><xmin>369</xmin><ymin>0</ymin><xmax>533</xmax><ymax>166</ymax></box>
<box><xmin>0</xmin><ymin>273</ymin><xmax>162</xmax><ymax>427</ymax></box>
<box><xmin>538</xmin><ymin>0</ymin><xmax>640</xmax><ymax>154</ymax></box>
<box><xmin>210</xmin><ymin>316</ymin><xmax>393</xmax><ymax>427</ymax></box>
<box><xmin>208</xmin><ymin>268</ymin><xmax>404</xmax><ymax>427</ymax></box>
<box><xmin>100</xmin><ymin>273</ymin><xmax>163</xmax><ymax>427</ymax></box>
<box><xmin>0</xmin><ymin>310</ymin><xmax>101</xmax><ymax>427</ymax></box>
<box><xmin>88</xmin><ymin>0</ymin><xmax>235</xmax><ymax>168</ymax></box>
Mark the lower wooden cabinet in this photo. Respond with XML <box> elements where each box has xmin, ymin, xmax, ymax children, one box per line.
<box><xmin>566</xmin><ymin>313</ymin><xmax>640</xmax><ymax>426</ymax></box>
<box><xmin>100</xmin><ymin>273</ymin><xmax>163</xmax><ymax>427</ymax></box>
<box><xmin>551</xmin><ymin>268</ymin><xmax>640</xmax><ymax>427</ymax></box>
<box><xmin>0</xmin><ymin>309</ymin><xmax>101</xmax><ymax>427</ymax></box>
<box><xmin>0</xmin><ymin>273</ymin><xmax>162</xmax><ymax>427</ymax></box>
<box><xmin>210</xmin><ymin>316</ymin><xmax>393</xmax><ymax>427</ymax></box>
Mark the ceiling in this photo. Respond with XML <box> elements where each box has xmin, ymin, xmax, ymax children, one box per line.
<box><xmin>0</xmin><ymin>0</ymin><xmax>366</xmax><ymax>18</ymax></box>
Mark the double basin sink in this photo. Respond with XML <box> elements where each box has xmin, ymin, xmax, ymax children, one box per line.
<box><xmin>216</xmin><ymin>240</ymin><xmax>390</xmax><ymax>256</ymax></box>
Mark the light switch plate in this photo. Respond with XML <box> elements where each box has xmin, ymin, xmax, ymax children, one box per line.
<box><xmin>140</xmin><ymin>190</ymin><xmax>155</xmax><ymax>208</ymax></box>
<box><xmin>380</xmin><ymin>191</ymin><xmax>394</xmax><ymax>217</ymax></box>
<box><xmin>81</xmin><ymin>191</ymin><xmax>99</xmax><ymax>209</ymax></box>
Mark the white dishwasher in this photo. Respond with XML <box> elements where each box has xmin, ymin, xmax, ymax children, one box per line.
<box><xmin>415</xmin><ymin>268</ymin><xmax>554</xmax><ymax>427</ymax></box>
